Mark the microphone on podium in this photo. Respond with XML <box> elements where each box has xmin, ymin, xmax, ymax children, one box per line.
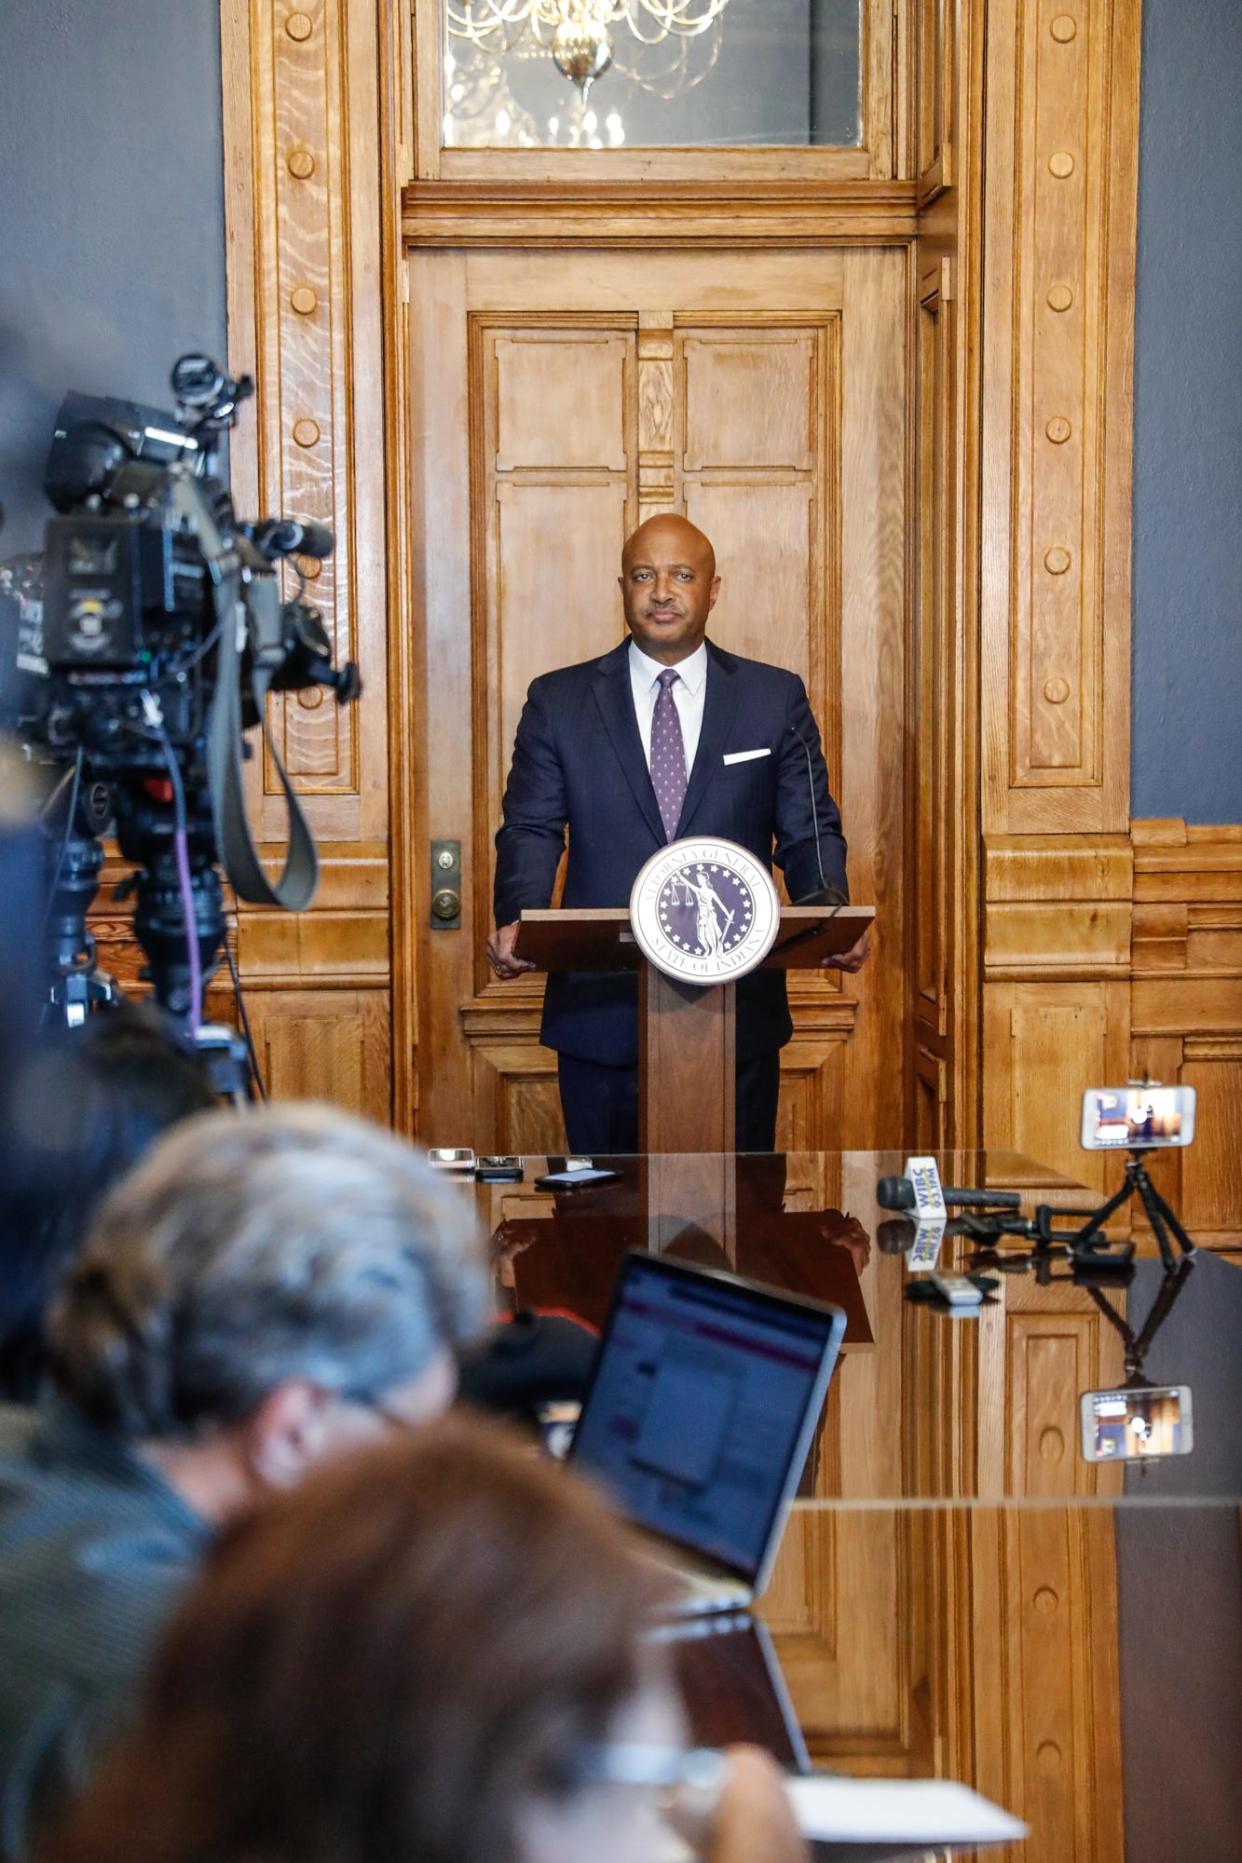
<box><xmin>787</xmin><ymin>722</ymin><xmax>847</xmax><ymax>907</ymax></box>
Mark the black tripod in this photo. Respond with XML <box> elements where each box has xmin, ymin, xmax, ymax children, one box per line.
<box><xmin>40</xmin><ymin>767</ymin><xmax>257</xmax><ymax>1101</ymax></box>
<box><xmin>1085</xmin><ymin>1252</ymin><xmax>1197</xmax><ymax>1387</ymax></box>
<box><xmin>1063</xmin><ymin>1150</ymin><xmax>1197</xmax><ymax>1274</ymax></box>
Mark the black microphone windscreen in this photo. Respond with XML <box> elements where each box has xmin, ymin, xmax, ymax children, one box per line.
<box><xmin>877</xmin><ymin>1216</ymin><xmax>916</xmax><ymax>1253</ymax></box>
<box><xmin>876</xmin><ymin>1175</ymin><xmax>916</xmax><ymax>1211</ymax></box>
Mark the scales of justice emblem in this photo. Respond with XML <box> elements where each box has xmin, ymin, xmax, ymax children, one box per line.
<box><xmin>629</xmin><ymin>837</ymin><xmax>780</xmax><ymax>985</ymax></box>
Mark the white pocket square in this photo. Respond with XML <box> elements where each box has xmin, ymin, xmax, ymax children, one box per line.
<box><xmin>722</xmin><ymin>747</ymin><xmax>771</xmax><ymax>765</ymax></box>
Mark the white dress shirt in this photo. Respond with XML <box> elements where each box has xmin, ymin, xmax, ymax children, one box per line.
<box><xmin>628</xmin><ymin>639</ymin><xmax>708</xmax><ymax>775</ymax></box>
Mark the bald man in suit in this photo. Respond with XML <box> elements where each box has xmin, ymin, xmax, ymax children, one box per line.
<box><xmin>489</xmin><ymin>514</ymin><xmax>868</xmax><ymax>1153</ymax></box>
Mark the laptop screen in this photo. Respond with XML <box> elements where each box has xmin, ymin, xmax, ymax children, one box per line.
<box><xmin>646</xmin><ymin>1614</ymin><xmax>812</xmax><ymax>1773</ymax></box>
<box><xmin>569</xmin><ymin>1253</ymin><xmax>844</xmax><ymax>1583</ymax></box>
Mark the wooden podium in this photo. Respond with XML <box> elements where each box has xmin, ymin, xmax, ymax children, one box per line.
<box><xmin>514</xmin><ymin>905</ymin><xmax>873</xmax><ymax>1153</ymax></box>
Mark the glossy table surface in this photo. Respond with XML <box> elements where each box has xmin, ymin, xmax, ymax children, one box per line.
<box><xmin>728</xmin><ymin>1496</ymin><xmax>1242</xmax><ymax>1862</ymax></box>
<box><xmin>467</xmin><ymin>1149</ymin><xmax>1242</xmax><ymax>1504</ymax></box>
<box><xmin>460</xmin><ymin>1151</ymin><xmax>1242</xmax><ymax>1858</ymax></box>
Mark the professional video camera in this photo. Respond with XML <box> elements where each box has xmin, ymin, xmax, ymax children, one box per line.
<box><xmin>0</xmin><ymin>353</ymin><xmax>360</xmax><ymax>1061</ymax></box>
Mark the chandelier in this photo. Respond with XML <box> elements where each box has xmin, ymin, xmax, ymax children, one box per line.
<box><xmin>446</xmin><ymin>1</ymin><xmax>732</xmax><ymax>99</ymax></box>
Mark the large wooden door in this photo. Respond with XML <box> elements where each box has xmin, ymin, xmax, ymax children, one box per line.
<box><xmin>407</xmin><ymin>248</ymin><xmax>906</xmax><ymax>1151</ymax></box>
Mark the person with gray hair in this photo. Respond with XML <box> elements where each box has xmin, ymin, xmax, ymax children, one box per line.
<box><xmin>0</xmin><ymin>1102</ymin><xmax>489</xmax><ymax>1862</ymax></box>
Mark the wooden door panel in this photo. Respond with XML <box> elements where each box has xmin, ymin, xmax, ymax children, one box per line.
<box><xmin>490</xmin><ymin>480</ymin><xmax>632</xmax><ymax>790</ymax></box>
<box><xmin>246</xmin><ymin>989</ymin><xmax>392</xmax><ymax>1125</ymax></box>
<box><xmin>685</xmin><ymin>482</ymin><xmax>816</xmax><ymax>678</ymax></box>
<box><xmin>467</xmin><ymin>1035</ymin><xmax>564</xmax><ymax>1156</ymax></box>
<box><xmin>681</xmin><ymin>330</ymin><xmax>818</xmax><ymax>473</ymax></box>
<box><xmin>493</xmin><ymin>330</ymin><xmax>632</xmax><ymax>472</ymax></box>
<box><xmin>677</xmin><ymin>317</ymin><xmax>838</xmax><ymax>781</ymax></box>
<box><xmin>472</xmin><ymin>318</ymin><xmax>637</xmax><ymax>831</ymax></box>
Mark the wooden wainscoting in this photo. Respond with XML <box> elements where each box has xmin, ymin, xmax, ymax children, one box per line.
<box><xmin>1130</xmin><ymin>821</ymin><xmax>1242</xmax><ymax>1253</ymax></box>
<box><xmin>980</xmin><ymin>820</ymin><xmax>1242</xmax><ymax>1248</ymax></box>
<box><xmin>965</xmin><ymin>1505</ymin><xmax>1125</xmax><ymax>1863</ymax></box>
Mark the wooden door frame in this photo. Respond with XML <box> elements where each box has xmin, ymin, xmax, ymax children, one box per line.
<box><xmin>218</xmin><ymin>0</ymin><xmax>1145</xmax><ymax>1174</ymax></box>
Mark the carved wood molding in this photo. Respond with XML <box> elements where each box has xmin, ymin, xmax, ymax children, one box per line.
<box><xmin>983</xmin><ymin>822</ymin><xmax>1242</xmax><ymax>986</ymax></box>
<box><xmin>983</xmin><ymin>832</ymin><xmax>1133</xmax><ymax>980</ymax></box>
<box><xmin>90</xmin><ymin>846</ymin><xmax>392</xmax><ymax>996</ymax></box>
<box><xmin>401</xmin><ymin>180</ymin><xmax>919</xmax><ymax>249</ymax></box>
<box><xmin>978</xmin><ymin>0</ymin><xmax>1140</xmax><ymax>835</ymax></box>
<box><xmin>460</xmin><ymin>998</ymin><xmax>859</xmax><ymax>1042</ymax></box>
<box><xmin>221</xmin><ymin>0</ymin><xmax>394</xmax><ymax>845</ymax></box>
<box><xmin>980</xmin><ymin>820</ymin><xmax>1242</xmax><ymax>1237</ymax></box>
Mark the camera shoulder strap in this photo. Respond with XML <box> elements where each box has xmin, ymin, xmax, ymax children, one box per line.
<box><xmin>174</xmin><ymin>471</ymin><xmax>319</xmax><ymax>911</ymax></box>
<box><xmin>207</xmin><ymin>573</ymin><xmax>319</xmax><ymax>911</ymax></box>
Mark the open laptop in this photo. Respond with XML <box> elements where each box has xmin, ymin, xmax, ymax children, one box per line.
<box><xmin>645</xmin><ymin>1611</ymin><xmax>812</xmax><ymax>1773</ymax></box>
<box><xmin>567</xmin><ymin>1251</ymin><xmax>846</xmax><ymax>1616</ymax></box>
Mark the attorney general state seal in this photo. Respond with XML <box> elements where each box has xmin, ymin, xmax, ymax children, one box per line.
<box><xmin>629</xmin><ymin>838</ymin><xmax>780</xmax><ymax>985</ymax></box>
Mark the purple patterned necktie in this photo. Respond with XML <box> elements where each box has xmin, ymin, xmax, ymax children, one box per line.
<box><xmin>650</xmin><ymin>666</ymin><xmax>688</xmax><ymax>842</ymax></box>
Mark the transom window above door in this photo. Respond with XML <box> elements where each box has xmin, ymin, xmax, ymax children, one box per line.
<box><xmin>438</xmin><ymin>0</ymin><xmax>863</xmax><ymax>150</ymax></box>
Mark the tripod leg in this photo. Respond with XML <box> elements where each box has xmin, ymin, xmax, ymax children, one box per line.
<box><xmin>1136</xmin><ymin>1178</ymin><xmax>1178</xmax><ymax>1273</ymax></box>
<box><xmin>1141</xmin><ymin>1179</ymin><xmax>1197</xmax><ymax>1262</ymax></box>
<box><xmin>1069</xmin><ymin>1177</ymin><xmax>1133</xmax><ymax>1251</ymax></box>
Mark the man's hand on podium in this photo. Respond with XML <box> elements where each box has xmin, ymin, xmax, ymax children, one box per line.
<box><xmin>819</xmin><ymin>925</ymin><xmax>871</xmax><ymax>975</ymax></box>
<box><xmin>487</xmin><ymin>920</ymin><xmax>537</xmax><ymax>980</ymax></box>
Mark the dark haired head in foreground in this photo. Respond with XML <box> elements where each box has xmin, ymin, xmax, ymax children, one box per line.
<box><xmin>0</xmin><ymin>1003</ymin><xmax>216</xmax><ymax>1401</ymax></box>
<box><xmin>42</xmin><ymin>1416</ymin><xmax>806</xmax><ymax>1863</ymax></box>
<box><xmin>0</xmin><ymin>1103</ymin><xmax>490</xmax><ymax>1859</ymax></box>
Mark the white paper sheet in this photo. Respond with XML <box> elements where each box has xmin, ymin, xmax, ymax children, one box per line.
<box><xmin>786</xmin><ymin>1776</ymin><xmax>1027</xmax><ymax>1845</ymax></box>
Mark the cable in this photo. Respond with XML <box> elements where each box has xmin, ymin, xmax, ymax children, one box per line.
<box><xmin>38</xmin><ymin>746</ymin><xmax>84</xmax><ymax>935</ymax></box>
<box><xmin>791</xmin><ymin>723</ymin><xmax>826</xmax><ymax>896</ymax></box>
<box><xmin>223</xmin><ymin>881</ymin><xmax>267</xmax><ymax>1101</ymax></box>
<box><xmin>142</xmin><ymin>694</ymin><xmax>202</xmax><ymax>1036</ymax></box>
<box><xmin>37</xmin><ymin>761</ymin><xmax>78</xmax><ymax>824</ymax></box>
<box><xmin>786</xmin><ymin>720</ymin><xmax>845</xmax><ymax>911</ymax></box>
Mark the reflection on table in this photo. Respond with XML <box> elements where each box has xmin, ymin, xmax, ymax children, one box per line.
<box><xmin>465</xmin><ymin>1153</ymin><xmax>1241</xmax><ymax>1860</ymax></box>
<box><xmin>471</xmin><ymin>1149</ymin><xmax>1242</xmax><ymax>1503</ymax></box>
<box><xmin>746</xmin><ymin>1498</ymin><xmax>1242</xmax><ymax>1863</ymax></box>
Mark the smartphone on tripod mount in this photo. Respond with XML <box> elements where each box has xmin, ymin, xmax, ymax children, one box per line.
<box><xmin>1080</xmin><ymin>1085</ymin><xmax>1196</xmax><ymax>1150</ymax></box>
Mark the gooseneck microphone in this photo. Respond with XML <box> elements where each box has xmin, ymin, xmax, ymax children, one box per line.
<box><xmin>877</xmin><ymin>1175</ymin><xmax>1023</xmax><ymax>1212</ymax></box>
<box><xmin>787</xmin><ymin>722</ymin><xmax>847</xmax><ymax>907</ymax></box>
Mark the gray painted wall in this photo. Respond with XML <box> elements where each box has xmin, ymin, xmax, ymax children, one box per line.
<box><xmin>1132</xmin><ymin>0</ymin><xmax>1242</xmax><ymax>822</ymax></box>
<box><xmin>1114</xmin><ymin>1260</ymin><xmax>1242</xmax><ymax>1861</ymax></box>
<box><xmin>0</xmin><ymin>0</ymin><xmax>226</xmax><ymax>556</ymax></box>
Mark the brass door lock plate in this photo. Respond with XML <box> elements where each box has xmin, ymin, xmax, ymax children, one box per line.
<box><xmin>430</xmin><ymin>840</ymin><xmax>461</xmax><ymax>929</ymax></box>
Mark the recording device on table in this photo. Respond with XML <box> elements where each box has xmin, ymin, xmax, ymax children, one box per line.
<box><xmin>1080</xmin><ymin>1083</ymin><xmax>1195</xmax><ymax>1150</ymax></box>
<box><xmin>1071</xmin><ymin>1083</ymin><xmax>1197</xmax><ymax>1273</ymax></box>
<box><xmin>427</xmin><ymin>1151</ymin><xmax>538</xmax><ymax>1182</ymax></box>
<box><xmin>425</xmin><ymin>1152</ymin><xmax>621</xmax><ymax>1185</ymax></box>
<box><xmin>884</xmin><ymin>1125</ymin><xmax>1199</xmax><ymax>1461</ymax></box>
<box><xmin>879</xmin><ymin>1157</ymin><xmax>1019</xmax><ymax>1286</ymax></box>
<box><xmin>888</xmin><ymin>1086</ymin><xmax>1200</xmax><ymax>1287</ymax></box>
<box><xmin>534</xmin><ymin>1158</ymin><xmax>621</xmax><ymax>1188</ymax></box>
<box><xmin>427</xmin><ymin>1147</ymin><xmax>478</xmax><ymax>1172</ymax></box>
<box><xmin>0</xmin><ymin>354</ymin><xmax>359</xmax><ymax>1094</ymax></box>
